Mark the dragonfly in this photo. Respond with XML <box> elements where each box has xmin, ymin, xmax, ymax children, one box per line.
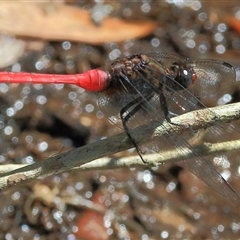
<box><xmin>0</xmin><ymin>52</ymin><xmax>239</xmax><ymax>204</ymax></box>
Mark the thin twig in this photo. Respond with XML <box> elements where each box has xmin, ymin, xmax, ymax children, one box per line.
<box><xmin>0</xmin><ymin>102</ymin><xmax>240</xmax><ymax>191</ymax></box>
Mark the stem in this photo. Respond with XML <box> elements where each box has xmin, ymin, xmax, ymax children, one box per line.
<box><xmin>0</xmin><ymin>102</ymin><xmax>240</xmax><ymax>191</ymax></box>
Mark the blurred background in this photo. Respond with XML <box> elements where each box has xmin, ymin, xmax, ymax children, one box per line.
<box><xmin>0</xmin><ymin>1</ymin><xmax>240</xmax><ymax>239</ymax></box>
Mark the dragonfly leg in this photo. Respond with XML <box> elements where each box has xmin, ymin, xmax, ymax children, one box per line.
<box><xmin>159</xmin><ymin>83</ymin><xmax>183</xmax><ymax>128</ymax></box>
<box><xmin>120</xmin><ymin>95</ymin><xmax>153</xmax><ymax>163</ymax></box>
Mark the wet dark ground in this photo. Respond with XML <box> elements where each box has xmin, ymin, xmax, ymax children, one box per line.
<box><xmin>1</xmin><ymin>1</ymin><xmax>240</xmax><ymax>239</ymax></box>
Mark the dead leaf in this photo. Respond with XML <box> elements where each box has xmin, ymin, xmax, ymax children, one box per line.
<box><xmin>0</xmin><ymin>2</ymin><xmax>157</xmax><ymax>44</ymax></box>
<box><xmin>0</xmin><ymin>35</ymin><xmax>25</xmax><ymax>68</ymax></box>
<box><xmin>224</xmin><ymin>16</ymin><xmax>240</xmax><ymax>35</ymax></box>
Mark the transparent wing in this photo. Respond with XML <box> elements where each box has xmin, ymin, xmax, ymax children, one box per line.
<box><xmin>146</xmin><ymin>53</ymin><xmax>236</xmax><ymax>99</ymax></box>
<box><xmin>98</xmin><ymin>53</ymin><xmax>240</xmax><ymax>205</ymax></box>
<box><xmin>187</xmin><ymin>59</ymin><xmax>236</xmax><ymax>98</ymax></box>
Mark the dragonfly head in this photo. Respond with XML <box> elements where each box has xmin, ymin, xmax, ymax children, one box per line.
<box><xmin>177</xmin><ymin>66</ymin><xmax>197</xmax><ymax>88</ymax></box>
<box><xmin>169</xmin><ymin>63</ymin><xmax>197</xmax><ymax>90</ymax></box>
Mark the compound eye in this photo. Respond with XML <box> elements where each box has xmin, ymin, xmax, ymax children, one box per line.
<box><xmin>183</xmin><ymin>69</ymin><xmax>189</xmax><ymax>76</ymax></box>
<box><xmin>192</xmin><ymin>72</ymin><xmax>197</xmax><ymax>83</ymax></box>
<box><xmin>178</xmin><ymin>68</ymin><xmax>192</xmax><ymax>88</ymax></box>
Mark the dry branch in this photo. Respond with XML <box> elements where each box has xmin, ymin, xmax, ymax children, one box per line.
<box><xmin>0</xmin><ymin>102</ymin><xmax>240</xmax><ymax>191</ymax></box>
